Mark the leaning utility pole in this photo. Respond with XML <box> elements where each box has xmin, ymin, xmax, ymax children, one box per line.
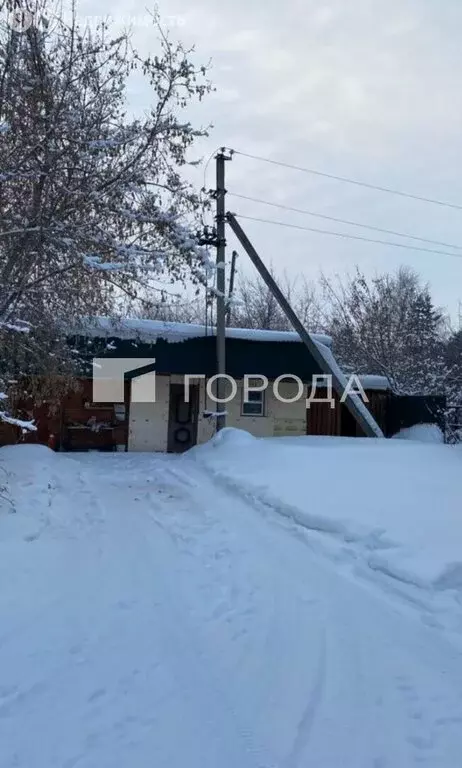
<box><xmin>226</xmin><ymin>212</ymin><xmax>383</xmax><ymax>438</ymax></box>
<box><xmin>215</xmin><ymin>149</ymin><xmax>230</xmax><ymax>431</ymax></box>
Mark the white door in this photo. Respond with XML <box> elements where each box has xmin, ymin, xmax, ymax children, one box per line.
<box><xmin>128</xmin><ymin>375</ymin><xmax>169</xmax><ymax>451</ymax></box>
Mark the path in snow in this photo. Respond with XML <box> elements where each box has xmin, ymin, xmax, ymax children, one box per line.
<box><xmin>1</xmin><ymin>448</ymin><xmax>462</xmax><ymax>768</ymax></box>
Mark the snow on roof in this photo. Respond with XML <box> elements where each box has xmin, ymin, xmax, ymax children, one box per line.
<box><xmin>74</xmin><ymin>317</ymin><xmax>333</xmax><ymax>348</ymax></box>
<box><xmin>314</xmin><ymin>373</ymin><xmax>390</xmax><ymax>391</ymax></box>
<box><xmin>358</xmin><ymin>375</ymin><xmax>391</xmax><ymax>391</ymax></box>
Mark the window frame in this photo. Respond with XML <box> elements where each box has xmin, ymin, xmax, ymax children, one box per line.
<box><xmin>241</xmin><ymin>381</ymin><xmax>266</xmax><ymax>417</ymax></box>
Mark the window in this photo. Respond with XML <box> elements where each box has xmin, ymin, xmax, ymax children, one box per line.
<box><xmin>242</xmin><ymin>383</ymin><xmax>265</xmax><ymax>417</ymax></box>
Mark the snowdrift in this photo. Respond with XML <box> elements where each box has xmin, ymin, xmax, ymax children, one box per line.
<box><xmin>393</xmin><ymin>423</ymin><xmax>445</xmax><ymax>443</ymax></box>
<box><xmin>0</xmin><ymin>445</ymin><xmax>101</xmax><ymax>609</ymax></box>
<box><xmin>0</xmin><ymin>444</ymin><xmax>92</xmax><ymax>534</ymax></box>
<box><xmin>191</xmin><ymin>429</ymin><xmax>462</xmax><ymax>593</ymax></box>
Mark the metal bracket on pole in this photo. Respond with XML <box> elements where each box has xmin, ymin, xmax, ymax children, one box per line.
<box><xmin>197</xmin><ymin>226</ymin><xmax>218</xmax><ymax>247</ymax></box>
<box><xmin>226</xmin><ymin>212</ymin><xmax>383</xmax><ymax>438</ymax></box>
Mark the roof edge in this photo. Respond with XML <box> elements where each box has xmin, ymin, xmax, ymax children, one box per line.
<box><xmin>69</xmin><ymin>316</ymin><xmax>333</xmax><ymax>348</ymax></box>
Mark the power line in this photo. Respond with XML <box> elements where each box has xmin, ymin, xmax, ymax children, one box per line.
<box><xmin>231</xmin><ymin>213</ymin><xmax>462</xmax><ymax>259</ymax></box>
<box><xmin>202</xmin><ymin>146</ymin><xmax>223</xmax><ymax>193</ymax></box>
<box><xmin>232</xmin><ymin>150</ymin><xmax>462</xmax><ymax>211</ymax></box>
<box><xmin>228</xmin><ymin>192</ymin><xmax>462</xmax><ymax>251</ymax></box>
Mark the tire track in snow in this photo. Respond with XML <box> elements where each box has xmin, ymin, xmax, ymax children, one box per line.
<box><xmin>62</xmin><ymin>456</ymin><xmax>276</xmax><ymax>768</ymax></box>
<box><xmin>282</xmin><ymin>626</ymin><xmax>328</xmax><ymax>768</ymax></box>
<box><xmin>162</xmin><ymin>459</ymin><xmax>342</xmax><ymax>766</ymax></box>
<box><xmin>136</xmin><ymin>461</ymin><xmax>327</xmax><ymax>767</ymax></box>
<box><xmin>121</xmin><ymin>477</ymin><xmax>277</xmax><ymax>768</ymax></box>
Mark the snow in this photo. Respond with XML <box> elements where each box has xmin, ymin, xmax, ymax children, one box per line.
<box><xmin>315</xmin><ymin>373</ymin><xmax>390</xmax><ymax>390</ymax></box>
<box><xmin>2</xmin><ymin>439</ymin><xmax>462</xmax><ymax>768</ymax></box>
<box><xmin>73</xmin><ymin>316</ymin><xmax>333</xmax><ymax>347</ymax></box>
<box><xmin>393</xmin><ymin>423</ymin><xmax>445</xmax><ymax>443</ymax></box>
<box><xmin>0</xmin><ymin>413</ymin><xmax>37</xmax><ymax>431</ymax></box>
<box><xmin>192</xmin><ymin>429</ymin><xmax>462</xmax><ymax>594</ymax></box>
<box><xmin>83</xmin><ymin>255</ymin><xmax>126</xmax><ymax>272</ymax></box>
<box><xmin>0</xmin><ymin>320</ymin><xmax>31</xmax><ymax>333</ymax></box>
<box><xmin>359</xmin><ymin>374</ymin><xmax>391</xmax><ymax>390</ymax></box>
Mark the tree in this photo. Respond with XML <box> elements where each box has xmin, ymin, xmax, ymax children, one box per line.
<box><xmin>446</xmin><ymin>328</ymin><xmax>462</xmax><ymax>370</ymax></box>
<box><xmin>231</xmin><ymin>270</ymin><xmax>288</xmax><ymax>330</ymax></box>
<box><xmin>444</xmin><ymin>328</ymin><xmax>462</xmax><ymax>440</ymax></box>
<box><xmin>131</xmin><ymin>293</ymin><xmax>205</xmax><ymax>324</ymax></box>
<box><xmin>231</xmin><ymin>269</ymin><xmax>321</xmax><ymax>331</ymax></box>
<box><xmin>321</xmin><ymin>267</ymin><xmax>449</xmax><ymax>395</ymax></box>
<box><xmin>0</xmin><ymin>0</ymin><xmax>212</xmax><ymax>421</ymax></box>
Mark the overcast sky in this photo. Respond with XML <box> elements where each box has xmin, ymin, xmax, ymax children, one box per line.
<box><xmin>80</xmin><ymin>0</ymin><xmax>462</xmax><ymax>320</ymax></box>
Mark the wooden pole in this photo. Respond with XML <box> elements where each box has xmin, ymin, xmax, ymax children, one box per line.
<box><xmin>215</xmin><ymin>150</ymin><xmax>227</xmax><ymax>430</ymax></box>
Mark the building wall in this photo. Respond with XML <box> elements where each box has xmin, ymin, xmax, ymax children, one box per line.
<box><xmin>63</xmin><ymin>379</ymin><xmax>127</xmax><ymax>451</ymax></box>
<box><xmin>195</xmin><ymin>378</ymin><xmax>308</xmax><ymax>445</ymax></box>
<box><xmin>125</xmin><ymin>376</ymin><xmax>309</xmax><ymax>452</ymax></box>
<box><xmin>112</xmin><ymin>378</ymin><xmax>388</xmax><ymax>450</ymax></box>
<box><xmin>0</xmin><ymin>374</ymin><xmax>387</xmax><ymax>452</ymax></box>
<box><xmin>125</xmin><ymin>378</ymin><xmax>389</xmax><ymax>451</ymax></box>
<box><xmin>0</xmin><ymin>378</ymin><xmax>127</xmax><ymax>451</ymax></box>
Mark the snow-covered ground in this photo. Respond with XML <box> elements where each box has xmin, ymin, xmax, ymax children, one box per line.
<box><xmin>192</xmin><ymin>429</ymin><xmax>462</xmax><ymax>598</ymax></box>
<box><xmin>1</xmin><ymin>434</ymin><xmax>462</xmax><ymax>767</ymax></box>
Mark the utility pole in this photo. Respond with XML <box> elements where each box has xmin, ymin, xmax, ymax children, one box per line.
<box><xmin>215</xmin><ymin>149</ymin><xmax>231</xmax><ymax>431</ymax></box>
<box><xmin>226</xmin><ymin>250</ymin><xmax>238</xmax><ymax>326</ymax></box>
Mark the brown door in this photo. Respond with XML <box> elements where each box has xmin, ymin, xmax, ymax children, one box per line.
<box><xmin>167</xmin><ymin>384</ymin><xmax>199</xmax><ymax>453</ymax></box>
<box><xmin>306</xmin><ymin>393</ymin><xmax>341</xmax><ymax>435</ymax></box>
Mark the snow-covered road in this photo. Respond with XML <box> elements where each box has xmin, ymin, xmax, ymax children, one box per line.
<box><xmin>1</xmin><ymin>443</ymin><xmax>462</xmax><ymax>767</ymax></box>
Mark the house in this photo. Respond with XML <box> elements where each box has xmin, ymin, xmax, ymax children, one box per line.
<box><xmin>72</xmin><ymin>317</ymin><xmax>388</xmax><ymax>451</ymax></box>
<box><xmin>0</xmin><ymin>318</ymin><xmax>444</xmax><ymax>451</ymax></box>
